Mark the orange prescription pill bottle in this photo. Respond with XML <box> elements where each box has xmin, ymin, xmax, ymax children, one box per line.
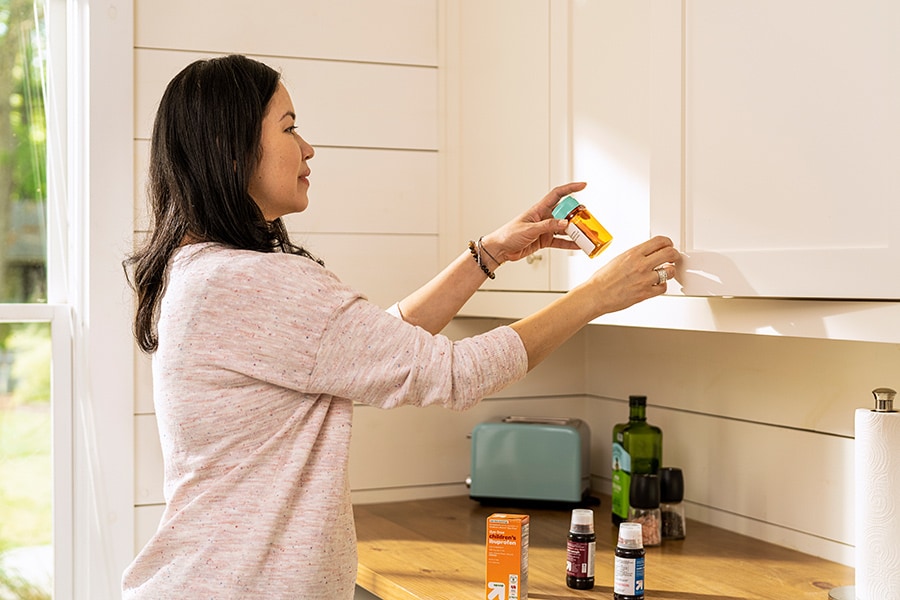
<box><xmin>552</xmin><ymin>196</ymin><xmax>613</xmax><ymax>258</ymax></box>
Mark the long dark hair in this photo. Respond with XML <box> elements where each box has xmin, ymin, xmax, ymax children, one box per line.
<box><xmin>124</xmin><ymin>54</ymin><xmax>320</xmax><ymax>353</ymax></box>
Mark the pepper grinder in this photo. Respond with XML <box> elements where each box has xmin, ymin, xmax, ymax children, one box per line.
<box><xmin>660</xmin><ymin>467</ymin><xmax>686</xmax><ymax>540</ymax></box>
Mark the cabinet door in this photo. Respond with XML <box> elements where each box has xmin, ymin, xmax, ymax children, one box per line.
<box><xmin>552</xmin><ymin>0</ymin><xmax>656</xmax><ymax>293</ymax></box>
<box><xmin>650</xmin><ymin>0</ymin><xmax>900</xmax><ymax>298</ymax></box>
<box><xmin>443</xmin><ymin>0</ymin><xmax>553</xmax><ymax>291</ymax></box>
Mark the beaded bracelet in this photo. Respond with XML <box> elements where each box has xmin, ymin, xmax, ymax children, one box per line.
<box><xmin>468</xmin><ymin>240</ymin><xmax>496</xmax><ymax>279</ymax></box>
<box><xmin>477</xmin><ymin>236</ymin><xmax>501</xmax><ymax>268</ymax></box>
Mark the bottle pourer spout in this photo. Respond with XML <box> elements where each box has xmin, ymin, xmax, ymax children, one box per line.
<box><xmin>872</xmin><ymin>387</ymin><xmax>897</xmax><ymax>412</ymax></box>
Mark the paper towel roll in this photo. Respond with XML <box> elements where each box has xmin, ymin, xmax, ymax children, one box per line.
<box><xmin>855</xmin><ymin>407</ymin><xmax>900</xmax><ymax>599</ymax></box>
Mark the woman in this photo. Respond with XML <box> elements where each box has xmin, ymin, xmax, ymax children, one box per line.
<box><xmin>122</xmin><ymin>54</ymin><xmax>679</xmax><ymax>599</ymax></box>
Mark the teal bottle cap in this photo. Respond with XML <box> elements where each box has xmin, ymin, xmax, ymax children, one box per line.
<box><xmin>552</xmin><ymin>196</ymin><xmax>581</xmax><ymax>220</ymax></box>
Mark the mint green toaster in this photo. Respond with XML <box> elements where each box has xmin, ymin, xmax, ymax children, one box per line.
<box><xmin>467</xmin><ymin>416</ymin><xmax>591</xmax><ymax>504</ymax></box>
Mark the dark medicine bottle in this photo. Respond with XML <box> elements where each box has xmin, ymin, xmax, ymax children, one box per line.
<box><xmin>565</xmin><ymin>508</ymin><xmax>595</xmax><ymax>589</ymax></box>
<box><xmin>612</xmin><ymin>395</ymin><xmax>663</xmax><ymax>525</ymax></box>
<box><xmin>614</xmin><ymin>522</ymin><xmax>645</xmax><ymax>599</ymax></box>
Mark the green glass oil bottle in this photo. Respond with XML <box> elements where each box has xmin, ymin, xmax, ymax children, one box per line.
<box><xmin>611</xmin><ymin>395</ymin><xmax>662</xmax><ymax>525</ymax></box>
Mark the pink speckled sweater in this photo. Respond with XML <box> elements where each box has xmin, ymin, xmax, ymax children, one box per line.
<box><xmin>121</xmin><ymin>243</ymin><xmax>527</xmax><ymax>599</ymax></box>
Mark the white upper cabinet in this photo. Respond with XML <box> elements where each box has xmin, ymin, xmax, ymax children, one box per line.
<box><xmin>452</xmin><ymin>0</ymin><xmax>900</xmax><ymax>341</ymax></box>
<box><xmin>443</xmin><ymin>0</ymin><xmax>556</xmax><ymax>291</ymax></box>
<box><xmin>559</xmin><ymin>0</ymin><xmax>657</xmax><ymax>293</ymax></box>
<box><xmin>649</xmin><ymin>0</ymin><xmax>900</xmax><ymax>299</ymax></box>
<box><xmin>450</xmin><ymin>0</ymin><xmax>900</xmax><ymax>300</ymax></box>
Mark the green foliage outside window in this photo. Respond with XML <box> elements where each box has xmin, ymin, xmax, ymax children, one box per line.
<box><xmin>0</xmin><ymin>1</ymin><xmax>52</xmax><ymax>598</ymax></box>
<box><xmin>0</xmin><ymin>0</ymin><xmax>47</xmax><ymax>305</ymax></box>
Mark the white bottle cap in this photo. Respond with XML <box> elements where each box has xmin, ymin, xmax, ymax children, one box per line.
<box><xmin>569</xmin><ymin>508</ymin><xmax>594</xmax><ymax>533</ymax></box>
<box><xmin>571</xmin><ymin>508</ymin><xmax>593</xmax><ymax>526</ymax></box>
<box><xmin>617</xmin><ymin>522</ymin><xmax>644</xmax><ymax>549</ymax></box>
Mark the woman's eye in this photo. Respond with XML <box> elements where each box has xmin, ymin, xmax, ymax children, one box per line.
<box><xmin>286</xmin><ymin>125</ymin><xmax>298</xmax><ymax>134</ymax></box>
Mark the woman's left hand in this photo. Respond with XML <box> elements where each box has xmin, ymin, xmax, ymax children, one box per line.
<box><xmin>479</xmin><ymin>182</ymin><xmax>585</xmax><ymax>267</ymax></box>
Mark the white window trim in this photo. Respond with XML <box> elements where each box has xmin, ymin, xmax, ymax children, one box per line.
<box><xmin>6</xmin><ymin>1</ymin><xmax>136</xmax><ymax>597</ymax></box>
<box><xmin>58</xmin><ymin>1</ymin><xmax>135</xmax><ymax>598</ymax></box>
<box><xmin>0</xmin><ymin>305</ymin><xmax>72</xmax><ymax>596</ymax></box>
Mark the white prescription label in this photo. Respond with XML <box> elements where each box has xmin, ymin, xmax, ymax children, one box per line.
<box><xmin>613</xmin><ymin>555</ymin><xmax>645</xmax><ymax>596</ymax></box>
<box><xmin>565</xmin><ymin>221</ymin><xmax>595</xmax><ymax>256</ymax></box>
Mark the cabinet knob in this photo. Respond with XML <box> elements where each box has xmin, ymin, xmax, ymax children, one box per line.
<box><xmin>526</xmin><ymin>252</ymin><xmax>543</xmax><ymax>265</ymax></box>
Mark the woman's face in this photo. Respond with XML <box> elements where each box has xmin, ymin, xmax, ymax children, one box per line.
<box><xmin>248</xmin><ymin>82</ymin><xmax>314</xmax><ymax>220</ymax></box>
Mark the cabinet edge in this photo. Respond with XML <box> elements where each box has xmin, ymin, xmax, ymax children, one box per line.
<box><xmin>460</xmin><ymin>291</ymin><xmax>900</xmax><ymax>344</ymax></box>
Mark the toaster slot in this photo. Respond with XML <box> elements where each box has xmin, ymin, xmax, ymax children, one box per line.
<box><xmin>502</xmin><ymin>416</ymin><xmax>574</xmax><ymax>426</ymax></box>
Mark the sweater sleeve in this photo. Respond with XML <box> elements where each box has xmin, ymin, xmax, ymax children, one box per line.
<box><xmin>310</xmin><ymin>294</ymin><xmax>528</xmax><ymax>410</ymax></box>
<box><xmin>190</xmin><ymin>251</ymin><xmax>528</xmax><ymax>411</ymax></box>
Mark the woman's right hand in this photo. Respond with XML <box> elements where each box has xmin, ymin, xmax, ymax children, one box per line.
<box><xmin>580</xmin><ymin>235</ymin><xmax>681</xmax><ymax>318</ymax></box>
<box><xmin>509</xmin><ymin>235</ymin><xmax>681</xmax><ymax>371</ymax></box>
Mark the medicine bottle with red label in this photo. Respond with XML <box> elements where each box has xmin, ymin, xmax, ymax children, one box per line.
<box><xmin>565</xmin><ymin>508</ymin><xmax>595</xmax><ymax>589</ymax></box>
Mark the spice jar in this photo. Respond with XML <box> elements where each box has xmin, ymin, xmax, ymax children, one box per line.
<box><xmin>628</xmin><ymin>473</ymin><xmax>661</xmax><ymax>547</ymax></box>
<box><xmin>660</xmin><ymin>467</ymin><xmax>686</xmax><ymax>540</ymax></box>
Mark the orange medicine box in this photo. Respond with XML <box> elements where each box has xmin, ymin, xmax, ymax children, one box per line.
<box><xmin>485</xmin><ymin>513</ymin><xmax>529</xmax><ymax>600</ymax></box>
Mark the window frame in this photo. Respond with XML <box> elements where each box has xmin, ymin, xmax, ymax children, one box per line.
<box><xmin>21</xmin><ymin>1</ymin><xmax>137</xmax><ymax>598</ymax></box>
<box><xmin>0</xmin><ymin>306</ymin><xmax>72</xmax><ymax>595</ymax></box>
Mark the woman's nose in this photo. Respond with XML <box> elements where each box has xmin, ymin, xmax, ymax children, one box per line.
<box><xmin>299</xmin><ymin>136</ymin><xmax>314</xmax><ymax>161</ymax></box>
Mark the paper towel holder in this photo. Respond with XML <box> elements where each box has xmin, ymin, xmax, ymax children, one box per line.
<box><xmin>830</xmin><ymin>386</ymin><xmax>898</xmax><ymax>600</ymax></box>
<box><xmin>872</xmin><ymin>386</ymin><xmax>896</xmax><ymax>412</ymax></box>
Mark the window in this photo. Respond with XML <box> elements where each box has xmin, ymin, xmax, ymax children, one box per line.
<box><xmin>0</xmin><ymin>0</ymin><xmax>134</xmax><ymax>600</ymax></box>
<box><xmin>0</xmin><ymin>1</ymin><xmax>60</xmax><ymax>598</ymax></box>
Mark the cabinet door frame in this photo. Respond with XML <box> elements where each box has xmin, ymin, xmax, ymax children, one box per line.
<box><xmin>440</xmin><ymin>0</ymin><xmax>556</xmax><ymax>292</ymax></box>
<box><xmin>650</xmin><ymin>0</ymin><xmax>900</xmax><ymax>300</ymax></box>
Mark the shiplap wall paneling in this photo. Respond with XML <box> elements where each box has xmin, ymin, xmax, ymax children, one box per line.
<box><xmin>583</xmin><ymin>326</ymin><xmax>898</xmax><ymax>438</ymax></box>
<box><xmin>300</xmin><ymin>234</ymin><xmax>437</xmax><ymax>309</ymax></box>
<box><xmin>134</xmin><ymin>415</ymin><xmax>164</xmax><ymax>506</ymax></box>
<box><xmin>134</xmin><ymin>348</ymin><xmax>153</xmax><ymax>415</ymax></box>
<box><xmin>134</xmin><ymin>0</ymin><xmax>437</xmax><ymax>66</ymax></box>
<box><xmin>136</xmin><ymin>144</ymin><xmax>440</xmax><ymax>236</ymax></box>
<box><xmin>350</xmin><ymin>395</ymin><xmax>589</xmax><ymax>505</ymax></box>
<box><xmin>583</xmin><ymin>396</ymin><xmax>853</xmax><ymax>565</ymax></box>
<box><xmin>581</xmin><ymin>325</ymin><xmax>900</xmax><ymax>566</ymax></box>
<box><xmin>134</xmin><ymin>505</ymin><xmax>165</xmax><ymax>556</ymax></box>
<box><xmin>281</xmin><ymin>147</ymin><xmax>438</xmax><ymax>235</ymax></box>
<box><xmin>136</xmin><ymin>143</ymin><xmax>441</xmax><ymax>307</ymax></box>
<box><xmin>134</xmin><ymin>50</ymin><xmax>437</xmax><ymax>149</ymax></box>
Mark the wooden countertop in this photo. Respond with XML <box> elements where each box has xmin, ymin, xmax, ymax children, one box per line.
<box><xmin>354</xmin><ymin>494</ymin><xmax>853</xmax><ymax>600</ymax></box>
